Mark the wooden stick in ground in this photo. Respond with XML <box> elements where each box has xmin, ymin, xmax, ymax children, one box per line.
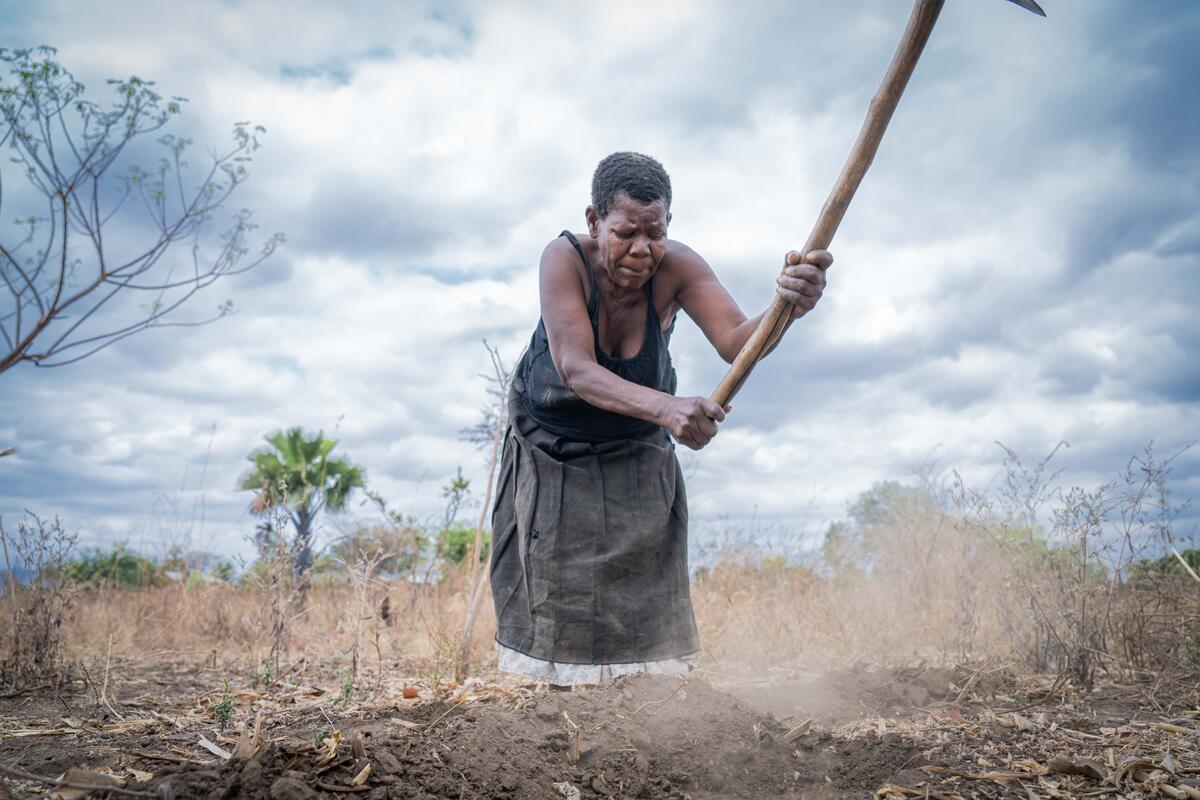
<box><xmin>100</xmin><ymin>633</ymin><xmax>117</xmax><ymax>717</ymax></box>
<box><xmin>455</xmin><ymin>342</ymin><xmax>511</xmax><ymax>682</ymax></box>
<box><xmin>0</xmin><ymin>518</ymin><xmax>19</xmax><ymax>669</ymax></box>
<box><xmin>454</xmin><ymin>420</ymin><xmax>502</xmax><ymax>682</ymax></box>
<box><xmin>562</xmin><ymin>712</ymin><xmax>581</xmax><ymax>764</ymax></box>
<box><xmin>710</xmin><ymin>0</ymin><xmax>946</xmax><ymax>407</ymax></box>
<box><xmin>1172</xmin><ymin>546</ymin><xmax>1200</xmax><ymax>585</ymax></box>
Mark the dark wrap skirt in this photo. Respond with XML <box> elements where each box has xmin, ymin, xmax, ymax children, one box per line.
<box><xmin>489</xmin><ymin>392</ymin><xmax>700</xmax><ymax>665</ymax></box>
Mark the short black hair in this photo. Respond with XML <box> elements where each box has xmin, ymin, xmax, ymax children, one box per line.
<box><xmin>590</xmin><ymin>152</ymin><xmax>672</xmax><ymax>217</ymax></box>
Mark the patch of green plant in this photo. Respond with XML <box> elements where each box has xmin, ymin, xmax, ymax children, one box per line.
<box><xmin>436</xmin><ymin>524</ymin><xmax>490</xmax><ymax>565</ymax></box>
<box><xmin>241</xmin><ymin>558</ymin><xmax>289</xmax><ymax>589</ymax></box>
<box><xmin>312</xmin><ymin>723</ymin><xmax>333</xmax><ymax>746</ymax></box>
<box><xmin>1130</xmin><ymin>548</ymin><xmax>1200</xmax><ymax>588</ymax></box>
<box><xmin>758</xmin><ymin>554</ymin><xmax>789</xmax><ymax>572</ymax></box>
<box><xmin>330</xmin><ymin>521</ymin><xmax>425</xmax><ymax>576</ymax></box>
<box><xmin>251</xmin><ymin>663</ymin><xmax>274</xmax><ymax>689</ymax></box>
<box><xmin>184</xmin><ymin>569</ymin><xmax>210</xmax><ymax>590</ymax></box>
<box><xmin>213</xmin><ymin>679</ymin><xmax>235</xmax><ymax>731</ymax></box>
<box><xmin>339</xmin><ymin>666</ymin><xmax>353</xmax><ymax>704</ymax></box>
<box><xmin>210</xmin><ymin>561</ymin><xmax>236</xmax><ymax>583</ymax></box>
<box><xmin>65</xmin><ymin>544</ymin><xmax>160</xmax><ymax>588</ymax></box>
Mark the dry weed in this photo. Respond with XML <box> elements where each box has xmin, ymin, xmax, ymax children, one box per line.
<box><xmin>0</xmin><ymin>512</ymin><xmax>78</xmax><ymax>688</ymax></box>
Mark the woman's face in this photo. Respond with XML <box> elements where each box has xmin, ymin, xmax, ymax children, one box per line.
<box><xmin>586</xmin><ymin>191</ymin><xmax>670</xmax><ymax>291</ymax></box>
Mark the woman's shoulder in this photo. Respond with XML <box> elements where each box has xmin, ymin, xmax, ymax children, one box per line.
<box><xmin>660</xmin><ymin>239</ymin><xmax>711</xmax><ymax>280</ymax></box>
<box><xmin>664</xmin><ymin>238</ymin><xmax>700</xmax><ymax>261</ymax></box>
<box><xmin>540</xmin><ymin>233</ymin><xmax>592</xmax><ymax>299</ymax></box>
<box><xmin>655</xmin><ymin>241</ymin><xmax>719</xmax><ymax>309</ymax></box>
<box><xmin>542</xmin><ymin>232</ymin><xmax>591</xmax><ymax>263</ymax></box>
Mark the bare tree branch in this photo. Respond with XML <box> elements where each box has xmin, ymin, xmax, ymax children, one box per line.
<box><xmin>0</xmin><ymin>46</ymin><xmax>284</xmax><ymax>375</ymax></box>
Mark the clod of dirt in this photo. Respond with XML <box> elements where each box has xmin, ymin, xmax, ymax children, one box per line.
<box><xmin>271</xmin><ymin>775</ymin><xmax>317</xmax><ymax>800</ymax></box>
<box><xmin>241</xmin><ymin>759</ymin><xmax>263</xmax><ymax>787</ymax></box>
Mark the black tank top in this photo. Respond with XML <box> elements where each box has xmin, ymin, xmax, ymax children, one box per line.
<box><xmin>513</xmin><ymin>231</ymin><xmax>678</xmax><ymax>442</ymax></box>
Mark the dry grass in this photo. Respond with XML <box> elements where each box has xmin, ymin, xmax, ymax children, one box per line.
<box><xmin>691</xmin><ymin>518</ymin><xmax>1030</xmax><ymax>671</ymax></box>
<box><xmin>50</xmin><ymin>531</ymin><xmax>1198</xmax><ymax>689</ymax></box>
<box><xmin>693</xmin><ymin>461</ymin><xmax>1200</xmax><ymax>681</ymax></box>
<box><xmin>60</xmin><ymin>564</ymin><xmax>496</xmax><ymax>681</ymax></box>
<box><xmin>5</xmin><ymin>445</ymin><xmax>1194</xmax><ymax>690</ymax></box>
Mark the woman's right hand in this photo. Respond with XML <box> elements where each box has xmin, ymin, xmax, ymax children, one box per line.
<box><xmin>659</xmin><ymin>396</ymin><xmax>727</xmax><ymax>450</ymax></box>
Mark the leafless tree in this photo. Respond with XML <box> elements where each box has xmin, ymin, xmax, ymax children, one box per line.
<box><xmin>0</xmin><ymin>46</ymin><xmax>283</xmax><ymax>375</ymax></box>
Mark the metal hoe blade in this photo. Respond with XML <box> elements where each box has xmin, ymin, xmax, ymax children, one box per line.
<box><xmin>1004</xmin><ymin>0</ymin><xmax>1046</xmax><ymax>16</ymax></box>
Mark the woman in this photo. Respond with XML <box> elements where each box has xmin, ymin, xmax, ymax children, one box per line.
<box><xmin>489</xmin><ymin>152</ymin><xmax>831</xmax><ymax>685</ymax></box>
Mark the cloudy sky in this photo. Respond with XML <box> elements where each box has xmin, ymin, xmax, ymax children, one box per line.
<box><xmin>1</xmin><ymin>0</ymin><xmax>1197</xmax><ymax>561</ymax></box>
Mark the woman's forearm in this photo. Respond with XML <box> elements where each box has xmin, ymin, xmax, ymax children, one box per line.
<box><xmin>716</xmin><ymin>256</ymin><xmax>828</xmax><ymax>363</ymax></box>
<box><xmin>721</xmin><ymin>297</ymin><xmax>807</xmax><ymax>364</ymax></box>
<box><xmin>720</xmin><ymin>310</ymin><xmax>783</xmax><ymax>363</ymax></box>
<box><xmin>563</xmin><ymin>360</ymin><xmax>672</xmax><ymax>425</ymax></box>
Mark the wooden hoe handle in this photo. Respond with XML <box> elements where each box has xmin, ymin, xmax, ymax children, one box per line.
<box><xmin>710</xmin><ymin>0</ymin><xmax>947</xmax><ymax>408</ymax></box>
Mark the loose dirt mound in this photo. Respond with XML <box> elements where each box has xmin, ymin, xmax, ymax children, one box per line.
<box><xmin>7</xmin><ymin>664</ymin><xmax>1195</xmax><ymax>798</ymax></box>
<box><xmin>725</xmin><ymin>664</ymin><xmax>967</xmax><ymax>724</ymax></box>
<box><xmin>145</xmin><ymin>674</ymin><xmax>927</xmax><ymax>799</ymax></box>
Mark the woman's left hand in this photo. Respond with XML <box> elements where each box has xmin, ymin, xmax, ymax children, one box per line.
<box><xmin>776</xmin><ymin>249</ymin><xmax>832</xmax><ymax>319</ymax></box>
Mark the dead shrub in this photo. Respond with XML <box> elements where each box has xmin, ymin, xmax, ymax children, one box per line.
<box><xmin>954</xmin><ymin>442</ymin><xmax>1196</xmax><ymax>685</ymax></box>
<box><xmin>692</xmin><ymin>442</ymin><xmax>1197</xmax><ymax>682</ymax></box>
<box><xmin>0</xmin><ymin>512</ymin><xmax>78</xmax><ymax>688</ymax></box>
<box><xmin>340</xmin><ymin>548</ymin><xmax>389</xmax><ymax>691</ymax></box>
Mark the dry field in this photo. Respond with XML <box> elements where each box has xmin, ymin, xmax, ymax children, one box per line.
<box><xmin>2</xmin><ymin>549</ymin><xmax>1199</xmax><ymax>799</ymax></box>
<box><xmin>3</xmin><ymin>451</ymin><xmax>1200</xmax><ymax>799</ymax></box>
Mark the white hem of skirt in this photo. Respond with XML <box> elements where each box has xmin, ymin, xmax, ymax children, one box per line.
<box><xmin>496</xmin><ymin>643</ymin><xmax>695</xmax><ymax>686</ymax></box>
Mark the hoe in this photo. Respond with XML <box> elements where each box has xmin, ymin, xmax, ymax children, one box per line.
<box><xmin>711</xmin><ymin>0</ymin><xmax>1047</xmax><ymax>407</ymax></box>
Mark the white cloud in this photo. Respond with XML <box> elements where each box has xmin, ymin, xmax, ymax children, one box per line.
<box><xmin>2</xmin><ymin>0</ymin><xmax>1198</xmax><ymax>559</ymax></box>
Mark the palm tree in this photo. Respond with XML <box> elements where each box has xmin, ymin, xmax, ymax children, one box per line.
<box><xmin>239</xmin><ymin>428</ymin><xmax>365</xmax><ymax>586</ymax></box>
